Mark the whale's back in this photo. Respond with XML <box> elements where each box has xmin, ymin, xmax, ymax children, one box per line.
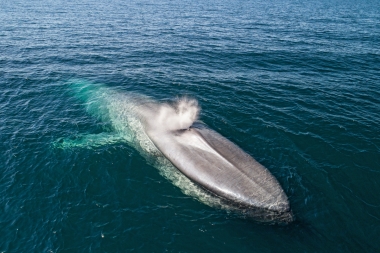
<box><xmin>145</xmin><ymin>122</ymin><xmax>292</xmax><ymax>222</ymax></box>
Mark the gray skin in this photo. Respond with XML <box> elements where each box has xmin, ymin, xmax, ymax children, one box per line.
<box><xmin>144</xmin><ymin>121</ymin><xmax>293</xmax><ymax>223</ymax></box>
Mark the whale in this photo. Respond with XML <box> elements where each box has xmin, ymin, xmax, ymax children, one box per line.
<box><xmin>55</xmin><ymin>80</ymin><xmax>293</xmax><ymax>223</ymax></box>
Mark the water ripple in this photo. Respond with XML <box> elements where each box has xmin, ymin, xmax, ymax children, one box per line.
<box><xmin>1</xmin><ymin>0</ymin><xmax>380</xmax><ymax>252</ymax></box>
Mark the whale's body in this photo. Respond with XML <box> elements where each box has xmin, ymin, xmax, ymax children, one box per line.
<box><xmin>144</xmin><ymin>121</ymin><xmax>293</xmax><ymax>222</ymax></box>
<box><xmin>58</xmin><ymin>81</ymin><xmax>293</xmax><ymax>223</ymax></box>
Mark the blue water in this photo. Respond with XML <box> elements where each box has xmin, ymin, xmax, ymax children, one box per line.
<box><xmin>1</xmin><ymin>0</ymin><xmax>380</xmax><ymax>252</ymax></box>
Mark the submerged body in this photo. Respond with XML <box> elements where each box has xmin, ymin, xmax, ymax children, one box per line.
<box><xmin>144</xmin><ymin>119</ymin><xmax>293</xmax><ymax>222</ymax></box>
<box><xmin>62</xmin><ymin>81</ymin><xmax>293</xmax><ymax>223</ymax></box>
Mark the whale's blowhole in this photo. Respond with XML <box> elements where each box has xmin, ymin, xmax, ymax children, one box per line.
<box><xmin>154</xmin><ymin>97</ymin><xmax>200</xmax><ymax>132</ymax></box>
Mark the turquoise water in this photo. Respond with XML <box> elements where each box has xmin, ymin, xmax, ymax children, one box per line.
<box><xmin>1</xmin><ymin>0</ymin><xmax>380</xmax><ymax>252</ymax></box>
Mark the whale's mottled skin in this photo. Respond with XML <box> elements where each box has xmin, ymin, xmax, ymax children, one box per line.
<box><xmin>144</xmin><ymin>121</ymin><xmax>293</xmax><ymax>222</ymax></box>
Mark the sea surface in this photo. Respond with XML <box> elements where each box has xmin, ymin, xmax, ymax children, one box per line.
<box><xmin>1</xmin><ymin>0</ymin><xmax>380</xmax><ymax>252</ymax></box>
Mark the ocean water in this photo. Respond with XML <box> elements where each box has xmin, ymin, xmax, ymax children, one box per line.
<box><xmin>1</xmin><ymin>0</ymin><xmax>380</xmax><ymax>252</ymax></box>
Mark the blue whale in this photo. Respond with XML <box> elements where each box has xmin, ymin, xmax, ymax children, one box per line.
<box><xmin>58</xmin><ymin>81</ymin><xmax>293</xmax><ymax>223</ymax></box>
